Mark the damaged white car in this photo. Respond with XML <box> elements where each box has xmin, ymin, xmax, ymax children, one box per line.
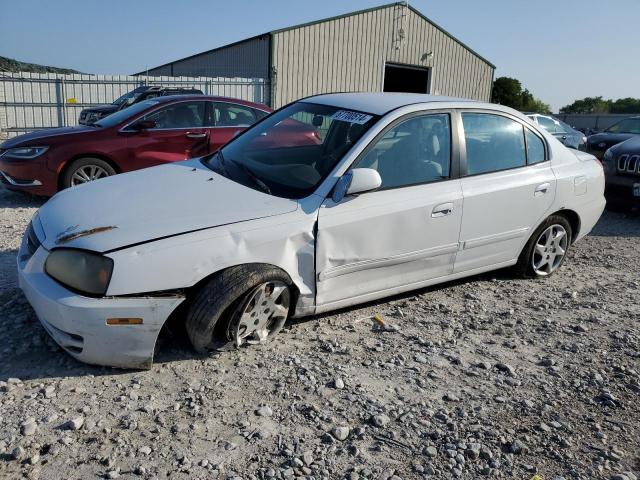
<box><xmin>18</xmin><ymin>93</ymin><xmax>606</xmax><ymax>369</ymax></box>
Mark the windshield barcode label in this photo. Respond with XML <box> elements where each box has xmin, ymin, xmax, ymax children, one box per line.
<box><xmin>331</xmin><ymin>110</ymin><xmax>373</xmax><ymax>125</ymax></box>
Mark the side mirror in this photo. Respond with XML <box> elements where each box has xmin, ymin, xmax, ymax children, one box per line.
<box><xmin>332</xmin><ymin>168</ymin><xmax>382</xmax><ymax>203</ymax></box>
<box><xmin>131</xmin><ymin>119</ymin><xmax>156</xmax><ymax>131</ymax></box>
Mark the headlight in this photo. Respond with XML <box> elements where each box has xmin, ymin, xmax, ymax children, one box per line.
<box><xmin>45</xmin><ymin>249</ymin><xmax>113</xmax><ymax>296</ymax></box>
<box><xmin>603</xmin><ymin>149</ymin><xmax>613</xmax><ymax>161</ymax></box>
<box><xmin>3</xmin><ymin>146</ymin><xmax>49</xmax><ymax>159</ymax></box>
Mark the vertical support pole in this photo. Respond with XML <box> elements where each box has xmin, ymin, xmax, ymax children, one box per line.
<box><xmin>55</xmin><ymin>78</ymin><xmax>64</xmax><ymax>127</ymax></box>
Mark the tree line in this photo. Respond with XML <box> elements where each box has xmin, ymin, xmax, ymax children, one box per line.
<box><xmin>559</xmin><ymin>97</ymin><xmax>640</xmax><ymax>114</ymax></box>
<box><xmin>491</xmin><ymin>76</ymin><xmax>640</xmax><ymax>114</ymax></box>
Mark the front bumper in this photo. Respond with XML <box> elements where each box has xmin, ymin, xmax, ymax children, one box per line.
<box><xmin>605</xmin><ymin>175</ymin><xmax>640</xmax><ymax>206</ymax></box>
<box><xmin>17</xmin><ymin>239</ymin><xmax>185</xmax><ymax>369</ymax></box>
<box><xmin>0</xmin><ymin>156</ymin><xmax>57</xmax><ymax>196</ymax></box>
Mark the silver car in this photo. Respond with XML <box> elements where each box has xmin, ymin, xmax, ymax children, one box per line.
<box><xmin>527</xmin><ymin>114</ymin><xmax>587</xmax><ymax>151</ymax></box>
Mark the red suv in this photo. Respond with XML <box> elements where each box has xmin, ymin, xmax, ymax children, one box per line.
<box><xmin>0</xmin><ymin>95</ymin><xmax>271</xmax><ymax>196</ymax></box>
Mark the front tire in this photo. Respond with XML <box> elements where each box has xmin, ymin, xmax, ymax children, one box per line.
<box><xmin>185</xmin><ymin>265</ymin><xmax>293</xmax><ymax>352</ymax></box>
<box><xmin>62</xmin><ymin>157</ymin><xmax>116</xmax><ymax>189</ymax></box>
<box><xmin>514</xmin><ymin>215</ymin><xmax>572</xmax><ymax>278</ymax></box>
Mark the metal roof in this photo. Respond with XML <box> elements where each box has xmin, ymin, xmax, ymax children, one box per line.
<box><xmin>135</xmin><ymin>2</ymin><xmax>495</xmax><ymax>75</ymax></box>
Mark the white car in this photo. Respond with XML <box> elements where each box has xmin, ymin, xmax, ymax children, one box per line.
<box><xmin>18</xmin><ymin>93</ymin><xmax>606</xmax><ymax>369</ymax></box>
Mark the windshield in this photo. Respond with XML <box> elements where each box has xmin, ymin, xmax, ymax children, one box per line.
<box><xmin>94</xmin><ymin>100</ymin><xmax>160</xmax><ymax>128</ymax></box>
<box><xmin>557</xmin><ymin>119</ymin><xmax>575</xmax><ymax>134</ymax></box>
<box><xmin>112</xmin><ymin>90</ymin><xmax>143</xmax><ymax>106</ymax></box>
<box><xmin>606</xmin><ymin>118</ymin><xmax>640</xmax><ymax>134</ymax></box>
<box><xmin>204</xmin><ymin>102</ymin><xmax>379</xmax><ymax>198</ymax></box>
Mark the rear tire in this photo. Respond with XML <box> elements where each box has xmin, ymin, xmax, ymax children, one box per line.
<box><xmin>185</xmin><ymin>264</ymin><xmax>293</xmax><ymax>352</ymax></box>
<box><xmin>514</xmin><ymin>215</ymin><xmax>572</xmax><ymax>278</ymax></box>
<box><xmin>62</xmin><ymin>157</ymin><xmax>116</xmax><ymax>189</ymax></box>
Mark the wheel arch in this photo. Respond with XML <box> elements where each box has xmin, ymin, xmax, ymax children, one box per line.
<box><xmin>550</xmin><ymin>208</ymin><xmax>581</xmax><ymax>243</ymax></box>
<box><xmin>179</xmin><ymin>262</ymin><xmax>302</xmax><ymax>322</ymax></box>
<box><xmin>57</xmin><ymin>154</ymin><xmax>121</xmax><ymax>190</ymax></box>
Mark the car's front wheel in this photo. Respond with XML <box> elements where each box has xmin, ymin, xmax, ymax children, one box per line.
<box><xmin>515</xmin><ymin>215</ymin><xmax>572</xmax><ymax>278</ymax></box>
<box><xmin>185</xmin><ymin>264</ymin><xmax>293</xmax><ymax>352</ymax></box>
<box><xmin>62</xmin><ymin>157</ymin><xmax>116</xmax><ymax>189</ymax></box>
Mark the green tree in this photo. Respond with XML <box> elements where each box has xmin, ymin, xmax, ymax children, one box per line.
<box><xmin>521</xmin><ymin>89</ymin><xmax>551</xmax><ymax>114</ymax></box>
<box><xmin>491</xmin><ymin>77</ymin><xmax>550</xmax><ymax>113</ymax></box>
<box><xmin>610</xmin><ymin>97</ymin><xmax>640</xmax><ymax>114</ymax></box>
<box><xmin>491</xmin><ymin>77</ymin><xmax>524</xmax><ymax>110</ymax></box>
<box><xmin>559</xmin><ymin>96</ymin><xmax>611</xmax><ymax>114</ymax></box>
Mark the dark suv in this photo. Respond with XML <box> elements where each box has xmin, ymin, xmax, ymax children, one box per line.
<box><xmin>586</xmin><ymin>116</ymin><xmax>640</xmax><ymax>159</ymax></box>
<box><xmin>78</xmin><ymin>86</ymin><xmax>203</xmax><ymax>125</ymax></box>
<box><xmin>602</xmin><ymin>137</ymin><xmax>640</xmax><ymax>211</ymax></box>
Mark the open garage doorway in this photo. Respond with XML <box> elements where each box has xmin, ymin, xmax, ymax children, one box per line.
<box><xmin>383</xmin><ymin>63</ymin><xmax>431</xmax><ymax>94</ymax></box>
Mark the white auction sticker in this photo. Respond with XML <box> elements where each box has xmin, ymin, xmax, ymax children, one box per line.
<box><xmin>331</xmin><ymin>110</ymin><xmax>373</xmax><ymax>125</ymax></box>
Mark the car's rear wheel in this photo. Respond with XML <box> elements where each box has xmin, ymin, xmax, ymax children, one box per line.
<box><xmin>515</xmin><ymin>215</ymin><xmax>572</xmax><ymax>278</ymax></box>
<box><xmin>62</xmin><ymin>158</ymin><xmax>116</xmax><ymax>189</ymax></box>
<box><xmin>185</xmin><ymin>264</ymin><xmax>292</xmax><ymax>352</ymax></box>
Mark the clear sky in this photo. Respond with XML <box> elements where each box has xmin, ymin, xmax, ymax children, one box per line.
<box><xmin>1</xmin><ymin>0</ymin><xmax>639</xmax><ymax>112</ymax></box>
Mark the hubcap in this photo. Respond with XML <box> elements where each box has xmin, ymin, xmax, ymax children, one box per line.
<box><xmin>532</xmin><ymin>224</ymin><xmax>568</xmax><ymax>276</ymax></box>
<box><xmin>234</xmin><ymin>281</ymin><xmax>290</xmax><ymax>346</ymax></box>
<box><xmin>71</xmin><ymin>165</ymin><xmax>110</xmax><ymax>186</ymax></box>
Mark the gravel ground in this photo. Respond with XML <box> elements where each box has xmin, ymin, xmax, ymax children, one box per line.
<box><xmin>0</xmin><ymin>185</ymin><xmax>638</xmax><ymax>480</ymax></box>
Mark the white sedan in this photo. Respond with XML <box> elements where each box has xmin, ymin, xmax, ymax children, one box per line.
<box><xmin>18</xmin><ymin>93</ymin><xmax>605</xmax><ymax>368</ymax></box>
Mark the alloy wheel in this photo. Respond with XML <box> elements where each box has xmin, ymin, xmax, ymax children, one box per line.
<box><xmin>70</xmin><ymin>164</ymin><xmax>110</xmax><ymax>186</ymax></box>
<box><xmin>233</xmin><ymin>281</ymin><xmax>290</xmax><ymax>346</ymax></box>
<box><xmin>532</xmin><ymin>224</ymin><xmax>568</xmax><ymax>276</ymax></box>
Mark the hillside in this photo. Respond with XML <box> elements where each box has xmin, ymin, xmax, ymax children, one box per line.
<box><xmin>0</xmin><ymin>55</ymin><xmax>81</xmax><ymax>74</ymax></box>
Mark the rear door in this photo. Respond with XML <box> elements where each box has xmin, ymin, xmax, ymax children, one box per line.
<box><xmin>126</xmin><ymin>100</ymin><xmax>209</xmax><ymax>170</ymax></box>
<box><xmin>209</xmin><ymin>102</ymin><xmax>259</xmax><ymax>152</ymax></box>
<box><xmin>316</xmin><ymin>112</ymin><xmax>463</xmax><ymax>307</ymax></box>
<box><xmin>455</xmin><ymin>111</ymin><xmax>555</xmax><ymax>273</ymax></box>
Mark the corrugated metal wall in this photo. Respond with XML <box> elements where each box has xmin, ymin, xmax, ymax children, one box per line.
<box><xmin>145</xmin><ymin>36</ymin><xmax>271</xmax><ymax>79</ymax></box>
<box><xmin>271</xmin><ymin>4</ymin><xmax>494</xmax><ymax>107</ymax></box>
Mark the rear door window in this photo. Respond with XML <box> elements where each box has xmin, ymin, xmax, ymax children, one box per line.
<box><xmin>140</xmin><ymin>101</ymin><xmax>205</xmax><ymax>129</ymax></box>
<box><xmin>525</xmin><ymin>129</ymin><xmax>546</xmax><ymax>165</ymax></box>
<box><xmin>214</xmin><ymin>103</ymin><xmax>257</xmax><ymax>127</ymax></box>
<box><xmin>462</xmin><ymin>113</ymin><xmax>526</xmax><ymax>175</ymax></box>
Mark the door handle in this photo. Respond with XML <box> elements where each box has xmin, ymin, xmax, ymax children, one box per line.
<box><xmin>186</xmin><ymin>132</ymin><xmax>207</xmax><ymax>139</ymax></box>
<box><xmin>431</xmin><ymin>202</ymin><xmax>454</xmax><ymax>218</ymax></box>
<box><xmin>534</xmin><ymin>182</ymin><xmax>550</xmax><ymax>196</ymax></box>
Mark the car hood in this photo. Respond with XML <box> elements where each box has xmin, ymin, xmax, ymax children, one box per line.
<box><xmin>36</xmin><ymin>159</ymin><xmax>299</xmax><ymax>252</ymax></box>
<box><xmin>82</xmin><ymin>104</ymin><xmax>118</xmax><ymax>113</ymax></box>
<box><xmin>611</xmin><ymin>136</ymin><xmax>640</xmax><ymax>155</ymax></box>
<box><xmin>588</xmin><ymin>132</ymin><xmax>636</xmax><ymax>146</ymax></box>
<box><xmin>0</xmin><ymin>126</ymin><xmax>95</xmax><ymax>148</ymax></box>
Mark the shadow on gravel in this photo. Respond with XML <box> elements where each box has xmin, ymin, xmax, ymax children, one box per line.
<box><xmin>0</xmin><ymin>187</ymin><xmax>45</xmax><ymax>209</ymax></box>
<box><xmin>590</xmin><ymin>209</ymin><xmax>640</xmax><ymax>237</ymax></box>
<box><xmin>0</xmin><ymin>248</ymin><xmax>19</xmax><ymax>293</ymax></box>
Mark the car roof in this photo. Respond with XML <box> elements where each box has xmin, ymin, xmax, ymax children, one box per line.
<box><xmin>149</xmin><ymin>95</ymin><xmax>270</xmax><ymax>110</ymax></box>
<box><xmin>304</xmin><ymin>92</ymin><xmax>478</xmax><ymax>115</ymax></box>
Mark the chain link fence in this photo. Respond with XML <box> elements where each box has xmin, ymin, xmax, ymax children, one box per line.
<box><xmin>0</xmin><ymin>72</ymin><xmax>270</xmax><ymax>139</ymax></box>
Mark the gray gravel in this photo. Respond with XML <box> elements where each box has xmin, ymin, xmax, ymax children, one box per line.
<box><xmin>1</xmin><ymin>185</ymin><xmax>639</xmax><ymax>479</ymax></box>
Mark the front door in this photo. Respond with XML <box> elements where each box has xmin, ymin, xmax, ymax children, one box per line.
<box><xmin>316</xmin><ymin>112</ymin><xmax>463</xmax><ymax>307</ymax></box>
<box><xmin>127</xmin><ymin>100</ymin><xmax>210</xmax><ymax>170</ymax></box>
<box><xmin>455</xmin><ymin>111</ymin><xmax>556</xmax><ymax>273</ymax></box>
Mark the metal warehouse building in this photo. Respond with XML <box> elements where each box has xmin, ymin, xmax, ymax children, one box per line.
<box><xmin>139</xmin><ymin>2</ymin><xmax>495</xmax><ymax>108</ymax></box>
